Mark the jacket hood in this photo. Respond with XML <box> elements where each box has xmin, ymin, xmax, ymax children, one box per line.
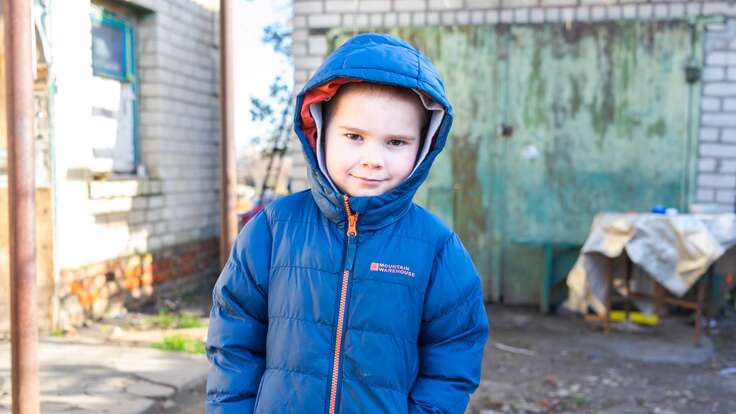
<box><xmin>293</xmin><ymin>33</ymin><xmax>454</xmax><ymax>232</ymax></box>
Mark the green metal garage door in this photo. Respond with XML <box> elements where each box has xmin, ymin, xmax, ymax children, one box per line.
<box><xmin>328</xmin><ymin>21</ymin><xmax>700</xmax><ymax>304</ymax></box>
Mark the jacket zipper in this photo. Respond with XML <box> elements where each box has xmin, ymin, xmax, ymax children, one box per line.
<box><xmin>328</xmin><ymin>195</ymin><xmax>358</xmax><ymax>414</ymax></box>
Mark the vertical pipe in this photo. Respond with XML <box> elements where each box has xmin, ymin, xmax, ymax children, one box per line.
<box><xmin>219</xmin><ymin>0</ymin><xmax>237</xmax><ymax>268</ymax></box>
<box><xmin>4</xmin><ymin>0</ymin><xmax>40</xmax><ymax>413</ymax></box>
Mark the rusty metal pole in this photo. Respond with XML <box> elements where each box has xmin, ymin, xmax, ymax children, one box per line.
<box><xmin>4</xmin><ymin>0</ymin><xmax>40</xmax><ymax>413</ymax></box>
<box><xmin>219</xmin><ymin>0</ymin><xmax>237</xmax><ymax>268</ymax></box>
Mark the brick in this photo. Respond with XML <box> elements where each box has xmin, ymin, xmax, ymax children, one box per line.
<box><xmin>703</xmin><ymin>82</ymin><xmax>736</xmax><ymax>96</ymax></box>
<box><xmin>292</xmin><ymin>15</ymin><xmax>308</xmax><ymax>28</ymax></box>
<box><xmin>500</xmin><ymin>9</ymin><xmax>513</xmax><ymax>23</ymax></box>
<box><xmin>544</xmin><ymin>0</ymin><xmax>576</xmax><ymax>5</ymax></box>
<box><xmin>359</xmin><ymin>0</ymin><xmax>392</xmax><ymax>12</ymax></box>
<box><xmin>428</xmin><ymin>0</ymin><xmax>463</xmax><ymax>9</ymax></box>
<box><xmin>576</xmin><ymin>7</ymin><xmax>590</xmax><ymax>21</ymax></box>
<box><xmin>701</xmin><ymin>97</ymin><xmax>721</xmax><ymax>112</ymax></box>
<box><xmin>686</xmin><ymin>3</ymin><xmax>701</xmax><ymax>17</ymax></box>
<box><xmin>608</xmin><ymin>6</ymin><xmax>622</xmax><ymax>20</ymax></box>
<box><xmin>486</xmin><ymin>9</ymin><xmax>499</xmax><ymax>23</ymax></box>
<box><xmin>591</xmin><ymin>6</ymin><xmax>606</xmax><ymax>21</ymax></box>
<box><xmin>324</xmin><ymin>1</ymin><xmax>359</xmax><ymax>13</ymax></box>
<box><xmin>472</xmin><ymin>10</ymin><xmax>486</xmax><ymax>24</ymax></box>
<box><xmin>441</xmin><ymin>10</ymin><xmax>456</xmax><ymax>24</ymax></box>
<box><xmin>728</xmin><ymin>68</ymin><xmax>736</xmax><ymax>81</ymax></box>
<box><xmin>308</xmin><ymin>14</ymin><xmax>341</xmax><ymax>28</ymax></box>
<box><xmin>705</xmin><ymin>51</ymin><xmax>736</xmax><ymax>66</ymax></box>
<box><xmin>702</xmin><ymin>67</ymin><xmax>726</xmax><ymax>81</ymax></box>
<box><xmin>622</xmin><ymin>4</ymin><xmax>637</xmax><ymax>19</ymax></box>
<box><xmin>529</xmin><ymin>9</ymin><xmax>544</xmax><ymax>23</ymax></box>
<box><xmin>716</xmin><ymin>189</ymin><xmax>736</xmax><ymax>204</ymax></box>
<box><xmin>723</xmin><ymin>98</ymin><xmax>736</xmax><ymax>112</ymax></box>
<box><xmin>457</xmin><ymin>10</ymin><xmax>471</xmax><ymax>24</ymax></box>
<box><xmin>369</xmin><ymin>13</ymin><xmax>383</xmax><ymax>27</ymax></box>
<box><xmin>413</xmin><ymin>11</ymin><xmax>428</xmax><ymax>25</ymax></box>
<box><xmin>699</xmin><ymin>158</ymin><xmax>717</xmax><ymax>172</ymax></box>
<box><xmin>545</xmin><ymin>8</ymin><xmax>561</xmax><ymax>22</ymax></box>
<box><xmin>696</xmin><ymin>188</ymin><xmax>715</xmax><ymax>202</ymax></box>
<box><xmin>307</xmin><ymin>35</ymin><xmax>327</xmax><ymax>55</ymax></box>
<box><xmin>466</xmin><ymin>0</ymin><xmax>500</xmax><ymax>8</ymax></box>
<box><xmin>394</xmin><ymin>0</ymin><xmax>427</xmax><ymax>11</ymax></box>
<box><xmin>638</xmin><ymin>4</ymin><xmax>653</xmax><ymax>18</ymax></box>
<box><xmin>653</xmin><ymin>4</ymin><xmax>669</xmax><ymax>18</ymax></box>
<box><xmin>723</xmin><ymin>128</ymin><xmax>736</xmax><ymax>142</ymax></box>
<box><xmin>698</xmin><ymin>173</ymin><xmax>736</xmax><ymax>188</ymax></box>
<box><xmin>399</xmin><ymin>11</ymin><xmax>412</xmax><ymax>25</ymax></box>
<box><xmin>703</xmin><ymin>2</ymin><xmax>736</xmax><ymax>16</ymax></box>
<box><xmin>342</xmin><ymin>13</ymin><xmax>356</xmax><ymax>26</ymax></box>
<box><xmin>702</xmin><ymin>113</ymin><xmax>736</xmax><ymax>127</ymax></box>
<box><xmin>294</xmin><ymin>1</ymin><xmax>323</xmax><ymax>15</ymax></box>
<box><xmin>292</xmin><ymin>41</ymin><xmax>307</xmax><ymax>56</ymax></box>
<box><xmin>513</xmin><ymin>8</ymin><xmax>528</xmax><ymax>23</ymax></box>
<box><xmin>501</xmin><ymin>0</ymin><xmax>536</xmax><ymax>6</ymax></box>
<box><xmin>701</xmin><ymin>143</ymin><xmax>736</xmax><ymax>158</ymax></box>
<box><xmin>721</xmin><ymin>160</ymin><xmax>736</xmax><ymax>173</ymax></box>
<box><xmin>354</xmin><ymin>14</ymin><xmax>369</xmax><ymax>27</ymax></box>
<box><xmin>669</xmin><ymin>4</ymin><xmax>686</xmax><ymax>17</ymax></box>
<box><xmin>292</xmin><ymin>29</ymin><xmax>309</xmax><ymax>42</ymax></box>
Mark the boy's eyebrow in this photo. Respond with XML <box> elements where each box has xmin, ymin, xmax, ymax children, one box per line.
<box><xmin>337</xmin><ymin>125</ymin><xmax>418</xmax><ymax>140</ymax></box>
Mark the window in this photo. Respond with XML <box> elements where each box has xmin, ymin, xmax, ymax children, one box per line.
<box><xmin>89</xmin><ymin>8</ymin><xmax>138</xmax><ymax>175</ymax></box>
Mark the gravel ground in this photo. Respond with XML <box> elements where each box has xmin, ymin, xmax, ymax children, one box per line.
<box><xmin>467</xmin><ymin>304</ymin><xmax>736</xmax><ymax>414</ymax></box>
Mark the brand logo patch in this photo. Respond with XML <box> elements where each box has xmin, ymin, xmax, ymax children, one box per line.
<box><xmin>369</xmin><ymin>262</ymin><xmax>415</xmax><ymax>278</ymax></box>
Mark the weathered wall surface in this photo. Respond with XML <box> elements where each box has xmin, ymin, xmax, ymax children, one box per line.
<box><xmin>292</xmin><ymin>0</ymin><xmax>736</xmax><ymax>213</ymax></box>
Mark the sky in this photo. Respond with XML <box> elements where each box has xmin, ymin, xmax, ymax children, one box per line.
<box><xmin>233</xmin><ymin>0</ymin><xmax>293</xmax><ymax>157</ymax></box>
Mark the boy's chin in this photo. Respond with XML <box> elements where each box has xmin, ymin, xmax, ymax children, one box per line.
<box><xmin>340</xmin><ymin>183</ymin><xmax>396</xmax><ymax>197</ymax></box>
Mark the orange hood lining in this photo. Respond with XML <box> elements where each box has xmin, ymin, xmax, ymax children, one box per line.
<box><xmin>299</xmin><ymin>78</ymin><xmax>362</xmax><ymax>153</ymax></box>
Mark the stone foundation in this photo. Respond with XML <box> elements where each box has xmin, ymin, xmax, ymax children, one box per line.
<box><xmin>57</xmin><ymin>238</ymin><xmax>219</xmax><ymax>328</ymax></box>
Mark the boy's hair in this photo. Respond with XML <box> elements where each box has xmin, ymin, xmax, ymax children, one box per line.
<box><xmin>323</xmin><ymin>82</ymin><xmax>430</xmax><ymax>138</ymax></box>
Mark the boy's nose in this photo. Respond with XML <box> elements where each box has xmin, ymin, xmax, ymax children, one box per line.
<box><xmin>359</xmin><ymin>145</ymin><xmax>384</xmax><ymax>169</ymax></box>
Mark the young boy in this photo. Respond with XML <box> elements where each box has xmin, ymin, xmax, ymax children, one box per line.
<box><xmin>206</xmin><ymin>33</ymin><xmax>488</xmax><ymax>414</ymax></box>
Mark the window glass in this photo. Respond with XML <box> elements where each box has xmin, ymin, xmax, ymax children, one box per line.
<box><xmin>91</xmin><ymin>19</ymin><xmax>125</xmax><ymax>79</ymax></box>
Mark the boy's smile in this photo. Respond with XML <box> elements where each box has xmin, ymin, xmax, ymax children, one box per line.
<box><xmin>324</xmin><ymin>85</ymin><xmax>424</xmax><ymax>197</ymax></box>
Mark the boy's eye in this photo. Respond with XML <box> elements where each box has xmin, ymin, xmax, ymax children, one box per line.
<box><xmin>388</xmin><ymin>139</ymin><xmax>407</xmax><ymax>147</ymax></box>
<box><xmin>344</xmin><ymin>133</ymin><xmax>362</xmax><ymax>141</ymax></box>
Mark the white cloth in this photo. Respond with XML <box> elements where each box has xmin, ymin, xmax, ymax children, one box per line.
<box><xmin>565</xmin><ymin>213</ymin><xmax>736</xmax><ymax>315</ymax></box>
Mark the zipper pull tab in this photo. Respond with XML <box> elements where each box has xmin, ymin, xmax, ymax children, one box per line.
<box><xmin>343</xmin><ymin>195</ymin><xmax>359</xmax><ymax>236</ymax></box>
<box><xmin>347</xmin><ymin>213</ymin><xmax>358</xmax><ymax>236</ymax></box>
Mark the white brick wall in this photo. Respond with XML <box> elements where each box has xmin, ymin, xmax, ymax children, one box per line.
<box><xmin>52</xmin><ymin>0</ymin><xmax>220</xmax><ymax>269</ymax></box>
<box><xmin>697</xmin><ymin>18</ymin><xmax>736</xmax><ymax>210</ymax></box>
<box><xmin>291</xmin><ymin>0</ymin><xmax>736</xmax><ymax>211</ymax></box>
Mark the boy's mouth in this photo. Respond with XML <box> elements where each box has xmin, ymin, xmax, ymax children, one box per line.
<box><xmin>350</xmin><ymin>175</ymin><xmax>387</xmax><ymax>185</ymax></box>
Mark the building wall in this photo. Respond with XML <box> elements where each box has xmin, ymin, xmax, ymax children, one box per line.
<box><xmin>48</xmin><ymin>0</ymin><xmax>221</xmax><ymax>327</ymax></box>
<box><xmin>292</xmin><ymin>0</ymin><xmax>736</xmax><ymax>213</ymax></box>
<box><xmin>698</xmin><ymin>18</ymin><xmax>736</xmax><ymax>209</ymax></box>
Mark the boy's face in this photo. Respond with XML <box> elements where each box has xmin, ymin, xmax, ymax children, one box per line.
<box><xmin>324</xmin><ymin>87</ymin><xmax>423</xmax><ymax>197</ymax></box>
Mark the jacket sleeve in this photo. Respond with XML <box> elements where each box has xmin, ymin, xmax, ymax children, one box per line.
<box><xmin>409</xmin><ymin>233</ymin><xmax>489</xmax><ymax>414</ymax></box>
<box><xmin>206</xmin><ymin>211</ymin><xmax>271</xmax><ymax>413</ymax></box>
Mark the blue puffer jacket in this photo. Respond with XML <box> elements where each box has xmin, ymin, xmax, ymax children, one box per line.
<box><xmin>206</xmin><ymin>33</ymin><xmax>488</xmax><ymax>414</ymax></box>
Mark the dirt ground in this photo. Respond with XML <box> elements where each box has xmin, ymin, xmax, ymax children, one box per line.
<box><xmin>467</xmin><ymin>304</ymin><xmax>736</xmax><ymax>414</ymax></box>
<box><xmin>94</xmin><ymin>288</ymin><xmax>736</xmax><ymax>414</ymax></box>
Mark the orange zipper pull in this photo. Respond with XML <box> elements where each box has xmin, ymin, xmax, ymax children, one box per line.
<box><xmin>343</xmin><ymin>195</ymin><xmax>358</xmax><ymax>236</ymax></box>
